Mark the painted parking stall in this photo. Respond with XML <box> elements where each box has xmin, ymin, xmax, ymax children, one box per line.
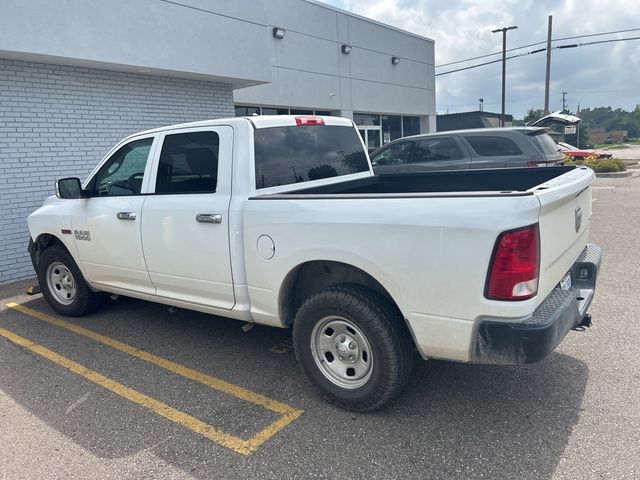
<box><xmin>1</xmin><ymin>300</ymin><xmax>302</xmax><ymax>456</ymax></box>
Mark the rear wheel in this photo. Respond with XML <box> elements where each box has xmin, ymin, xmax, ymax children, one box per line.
<box><xmin>37</xmin><ymin>246</ymin><xmax>102</xmax><ymax>316</ymax></box>
<box><xmin>293</xmin><ymin>284</ymin><xmax>413</xmax><ymax>411</ymax></box>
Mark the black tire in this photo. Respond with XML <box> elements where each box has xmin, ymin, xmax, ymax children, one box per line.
<box><xmin>37</xmin><ymin>245</ymin><xmax>103</xmax><ymax>317</ymax></box>
<box><xmin>293</xmin><ymin>284</ymin><xmax>414</xmax><ymax>412</ymax></box>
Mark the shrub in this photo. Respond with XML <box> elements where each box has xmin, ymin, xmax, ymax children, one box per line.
<box><xmin>564</xmin><ymin>154</ymin><xmax>627</xmax><ymax>173</ymax></box>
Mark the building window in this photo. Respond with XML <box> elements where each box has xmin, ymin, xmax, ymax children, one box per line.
<box><xmin>382</xmin><ymin>115</ymin><xmax>402</xmax><ymax>144</ymax></box>
<box><xmin>235</xmin><ymin>106</ymin><xmax>333</xmax><ymax>117</ymax></box>
<box><xmin>290</xmin><ymin>109</ymin><xmax>314</xmax><ymax>115</ymax></box>
<box><xmin>402</xmin><ymin>116</ymin><xmax>420</xmax><ymax>137</ymax></box>
<box><xmin>235</xmin><ymin>106</ymin><xmax>260</xmax><ymax>117</ymax></box>
<box><xmin>261</xmin><ymin>107</ymin><xmax>290</xmax><ymax>115</ymax></box>
<box><xmin>354</xmin><ymin>113</ymin><xmax>381</xmax><ymax>126</ymax></box>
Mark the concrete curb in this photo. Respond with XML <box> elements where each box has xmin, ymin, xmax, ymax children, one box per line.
<box><xmin>0</xmin><ymin>278</ymin><xmax>37</xmax><ymax>301</ymax></box>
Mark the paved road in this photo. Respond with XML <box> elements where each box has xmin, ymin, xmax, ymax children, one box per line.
<box><xmin>610</xmin><ymin>144</ymin><xmax>640</xmax><ymax>161</ymax></box>
<box><xmin>1</xmin><ymin>174</ymin><xmax>639</xmax><ymax>480</ymax></box>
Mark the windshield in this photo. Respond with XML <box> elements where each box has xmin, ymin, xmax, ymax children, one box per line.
<box><xmin>254</xmin><ymin>125</ymin><xmax>369</xmax><ymax>189</ymax></box>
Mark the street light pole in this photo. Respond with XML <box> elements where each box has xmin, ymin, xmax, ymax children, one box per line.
<box><xmin>492</xmin><ymin>25</ymin><xmax>518</xmax><ymax>127</ymax></box>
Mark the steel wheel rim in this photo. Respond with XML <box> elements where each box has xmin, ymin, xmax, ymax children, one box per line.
<box><xmin>310</xmin><ymin>316</ymin><xmax>374</xmax><ymax>389</ymax></box>
<box><xmin>46</xmin><ymin>262</ymin><xmax>76</xmax><ymax>305</ymax></box>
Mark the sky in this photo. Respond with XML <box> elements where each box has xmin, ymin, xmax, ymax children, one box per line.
<box><xmin>318</xmin><ymin>0</ymin><xmax>640</xmax><ymax>118</ymax></box>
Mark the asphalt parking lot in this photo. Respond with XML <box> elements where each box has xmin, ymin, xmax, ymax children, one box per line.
<box><xmin>2</xmin><ymin>174</ymin><xmax>639</xmax><ymax>480</ymax></box>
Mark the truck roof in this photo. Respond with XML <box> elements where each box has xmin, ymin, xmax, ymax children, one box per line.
<box><xmin>120</xmin><ymin>115</ymin><xmax>354</xmax><ymax>143</ymax></box>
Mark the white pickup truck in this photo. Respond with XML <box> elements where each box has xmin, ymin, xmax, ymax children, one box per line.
<box><xmin>27</xmin><ymin>115</ymin><xmax>601</xmax><ymax>411</ymax></box>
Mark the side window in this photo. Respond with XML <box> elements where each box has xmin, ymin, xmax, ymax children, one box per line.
<box><xmin>413</xmin><ymin>137</ymin><xmax>463</xmax><ymax>163</ymax></box>
<box><xmin>156</xmin><ymin>131</ymin><xmax>219</xmax><ymax>194</ymax></box>
<box><xmin>465</xmin><ymin>136</ymin><xmax>523</xmax><ymax>157</ymax></box>
<box><xmin>371</xmin><ymin>141</ymin><xmax>414</xmax><ymax>166</ymax></box>
<box><xmin>93</xmin><ymin>138</ymin><xmax>153</xmax><ymax>196</ymax></box>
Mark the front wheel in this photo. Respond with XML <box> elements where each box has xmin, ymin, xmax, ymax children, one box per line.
<box><xmin>293</xmin><ymin>285</ymin><xmax>413</xmax><ymax>411</ymax></box>
<box><xmin>37</xmin><ymin>246</ymin><xmax>103</xmax><ymax>317</ymax></box>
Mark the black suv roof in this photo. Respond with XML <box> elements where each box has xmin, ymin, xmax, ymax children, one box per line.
<box><xmin>401</xmin><ymin>126</ymin><xmax>548</xmax><ymax>139</ymax></box>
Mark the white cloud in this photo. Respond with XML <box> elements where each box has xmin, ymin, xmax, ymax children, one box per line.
<box><xmin>320</xmin><ymin>0</ymin><xmax>640</xmax><ymax>117</ymax></box>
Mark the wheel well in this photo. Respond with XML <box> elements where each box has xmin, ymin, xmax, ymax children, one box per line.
<box><xmin>279</xmin><ymin>261</ymin><xmax>401</xmax><ymax>326</ymax></box>
<box><xmin>31</xmin><ymin>234</ymin><xmax>69</xmax><ymax>270</ymax></box>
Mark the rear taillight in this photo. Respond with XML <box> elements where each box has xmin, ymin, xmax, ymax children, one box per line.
<box><xmin>485</xmin><ymin>224</ymin><xmax>540</xmax><ymax>301</ymax></box>
<box><xmin>295</xmin><ymin>116</ymin><xmax>325</xmax><ymax>126</ymax></box>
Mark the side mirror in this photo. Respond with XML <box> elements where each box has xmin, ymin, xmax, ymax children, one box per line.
<box><xmin>55</xmin><ymin>177</ymin><xmax>84</xmax><ymax>199</ymax></box>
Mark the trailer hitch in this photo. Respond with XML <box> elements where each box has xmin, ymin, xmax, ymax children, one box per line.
<box><xmin>572</xmin><ymin>314</ymin><xmax>592</xmax><ymax>331</ymax></box>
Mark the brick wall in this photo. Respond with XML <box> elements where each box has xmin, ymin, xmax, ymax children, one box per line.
<box><xmin>0</xmin><ymin>59</ymin><xmax>235</xmax><ymax>284</ymax></box>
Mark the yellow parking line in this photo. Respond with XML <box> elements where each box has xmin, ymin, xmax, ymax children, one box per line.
<box><xmin>0</xmin><ymin>326</ymin><xmax>256</xmax><ymax>454</ymax></box>
<box><xmin>5</xmin><ymin>302</ymin><xmax>303</xmax><ymax>455</ymax></box>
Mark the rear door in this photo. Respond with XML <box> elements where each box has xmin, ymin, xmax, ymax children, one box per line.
<box><xmin>140</xmin><ymin>126</ymin><xmax>235</xmax><ymax>310</ymax></box>
<box><xmin>410</xmin><ymin>136</ymin><xmax>470</xmax><ymax>171</ymax></box>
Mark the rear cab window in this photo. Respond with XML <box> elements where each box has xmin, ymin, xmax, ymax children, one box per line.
<box><xmin>254</xmin><ymin>122</ymin><xmax>369</xmax><ymax>190</ymax></box>
<box><xmin>464</xmin><ymin>136</ymin><xmax>522</xmax><ymax>157</ymax></box>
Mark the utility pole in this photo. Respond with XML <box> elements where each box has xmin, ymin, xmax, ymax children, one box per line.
<box><xmin>543</xmin><ymin>15</ymin><xmax>553</xmax><ymax>114</ymax></box>
<box><xmin>562</xmin><ymin>91</ymin><xmax>568</xmax><ymax>112</ymax></box>
<box><xmin>492</xmin><ymin>25</ymin><xmax>518</xmax><ymax>127</ymax></box>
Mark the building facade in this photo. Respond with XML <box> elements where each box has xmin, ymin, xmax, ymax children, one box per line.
<box><xmin>0</xmin><ymin>0</ymin><xmax>435</xmax><ymax>284</ymax></box>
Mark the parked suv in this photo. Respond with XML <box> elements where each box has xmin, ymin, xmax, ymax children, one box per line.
<box><xmin>370</xmin><ymin>127</ymin><xmax>564</xmax><ymax>173</ymax></box>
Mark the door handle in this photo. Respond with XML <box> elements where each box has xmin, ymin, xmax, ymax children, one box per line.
<box><xmin>196</xmin><ymin>213</ymin><xmax>222</xmax><ymax>224</ymax></box>
<box><xmin>116</xmin><ymin>212</ymin><xmax>136</xmax><ymax>220</ymax></box>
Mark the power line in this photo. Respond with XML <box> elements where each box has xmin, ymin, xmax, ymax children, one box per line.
<box><xmin>435</xmin><ymin>47</ymin><xmax>548</xmax><ymax>76</ymax></box>
<box><xmin>435</xmin><ymin>27</ymin><xmax>640</xmax><ymax>68</ymax></box>
<box><xmin>436</xmin><ymin>40</ymin><xmax>547</xmax><ymax>67</ymax></box>
<box><xmin>554</xmin><ymin>27</ymin><xmax>640</xmax><ymax>43</ymax></box>
<box><xmin>435</xmin><ymin>35</ymin><xmax>640</xmax><ymax>76</ymax></box>
<box><xmin>569</xmin><ymin>35</ymin><xmax>640</xmax><ymax>47</ymax></box>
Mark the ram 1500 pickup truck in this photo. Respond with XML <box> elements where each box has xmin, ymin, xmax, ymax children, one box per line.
<box><xmin>27</xmin><ymin>115</ymin><xmax>601</xmax><ymax>411</ymax></box>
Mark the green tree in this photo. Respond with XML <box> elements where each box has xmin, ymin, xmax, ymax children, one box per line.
<box><xmin>523</xmin><ymin>108</ymin><xmax>545</xmax><ymax>124</ymax></box>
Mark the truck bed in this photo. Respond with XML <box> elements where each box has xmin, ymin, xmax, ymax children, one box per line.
<box><xmin>270</xmin><ymin>166</ymin><xmax>576</xmax><ymax>196</ymax></box>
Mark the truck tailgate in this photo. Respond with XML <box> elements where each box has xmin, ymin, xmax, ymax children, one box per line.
<box><xmin>532</xmin><ymin>166</ymin><xmax>595</xmax><ymax>302</ymax></box>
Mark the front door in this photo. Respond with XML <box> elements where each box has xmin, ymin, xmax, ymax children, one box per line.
<box><xmin>72</xmin><ymin>135</ymin><xmax>157</xmax><ymax>294</ymax></box>
<box><xmin>358</xmin><ymin>127</ymin><xmax>382</xmax><ymax>153</ymax></box>
<box><xmin>140</xmin><ymin>127</ymin><xmax>235</xmax><ymax>310</ymax></box>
